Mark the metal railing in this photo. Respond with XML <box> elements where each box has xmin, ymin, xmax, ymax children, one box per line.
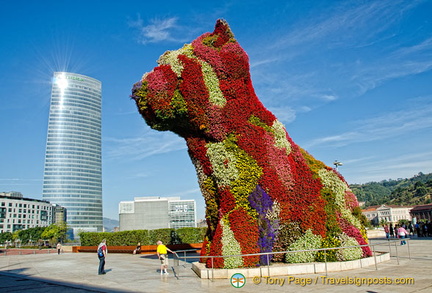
<box><xmin>172</xmin><ymin>238</ymin><xmax>411</xmax><ymax>280</ymax></box>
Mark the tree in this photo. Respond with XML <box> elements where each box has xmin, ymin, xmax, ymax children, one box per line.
<box><xmin>41</xmin><ymin>222</ymin><xmax>68</xmax><ymax>243</ymax></box>
<box><xmin>17</xmin><ymin>226</ymin><xmax>46</xmax><ymax>245</ymax></box>
<box><xmin>0</xmin><ymin>232</ymin><xmax>13</xmax><ymax>243</ymax></box>
<box><xmin>415</xmin><ymin>186</ymin><xmax>428</xmax><ymax>197</ymax></box>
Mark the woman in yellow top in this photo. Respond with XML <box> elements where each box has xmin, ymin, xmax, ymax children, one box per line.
<box><xmin>156</xmin><ymin>240</ymin><xmax>177</xmax><ymax>275</ymax></box>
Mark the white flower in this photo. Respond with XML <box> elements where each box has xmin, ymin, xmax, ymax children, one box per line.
<box><xmin>221</xmin><ymin>218</ymin><xmax>243</xmax><ymax>268</ymax></box>
<box><xmin>206</xmin><ymin>141</ymin><xmax>239</xmax><ymax>187</ymax></box>
<box><xmin>272</xmin><ymin>120</ymin><xmax>292</xmax><ymax>155</ymax></box>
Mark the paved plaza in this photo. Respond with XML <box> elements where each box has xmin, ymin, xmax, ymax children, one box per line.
<box><xmin>0</xmin><ymin>238</ymin><xmax>431</xmax><ymax>292</ymax></box>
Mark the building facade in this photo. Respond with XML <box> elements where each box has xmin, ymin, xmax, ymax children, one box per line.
<box><xmin>42</xmin><ymin>72</ymin><xmax>103</xmax><ymax>237</ymax></box>
<box><xmin>0</xmin><ymin>192</ymin><xmax>64</xmax><ymax>233</ymax></box>
<box><xmin>119</xmin><ymin>197</ymin><xmax>196</xmax><ymax>231</ymax></box>
<box><xmin>410</xmin><ymin>204</ymin><xmax>432</xmax><ymax>222</ymax></box>
<box><xmin>362</xmin><ymin>204</ymin><xmax>413</xmax><ymax>225</ymax></box>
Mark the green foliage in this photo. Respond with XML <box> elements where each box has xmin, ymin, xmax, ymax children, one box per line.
<box><xmin>398</xmin><ymin>219</ymin><xmax>410</xmax><ymax>226</ymax></box>
<box><xmin>316</xmin><ymin>235</ymin><xmax>341</xmax><ymax>262</ymax></box>
<box><xmin>79</xmin><ymin>230</ymin><xmax>149</xmax><ymax>246</ymax></box>
<box><xmin>175</xmin><ymin>227</ymin><xmax>207</xmax><ymax>244</ymax></box>
<box><xmin>79</xmin><ymin>227</ymin><xmax>206</xmax><ymax>246</ymax></box>
<box><xmin>18</xmin><ymin>226</ymin><xmax>46</xmax><ymax>244</ymax></box>
<box><xmin>352</xmin><ymin>206</ymin><xmax>371</xmax><ymax>228</ymax></box>
<box><xmin>41</xmin><ymin>222</ymin><xmax>68</xmax><ymax>242</ymax></box>
<box><xmin>272</xmin><ymin>222</ymin><xmax>302</xmax><ymax>262</ymax></box>
<box><xmin>350</xmin><ymin>183</ymin><xmax>392</xmax><ymax>206</ymax></box>
<box><xmin>0</xmin><ymin>232</ymin><xmax>13</xmax><ymax>243</ymax></box>
<box><xmin>149</xmin><ymin>228</ymin><xmax>174</xmax><ymax>245</ymax></box>
<box><xmin>351</xmin><ymin>172</ymin><xmax>432</xmax><ymax>207</ymax></box>
<box><xmin>321</xmin><ymin>188</ymin><xmax>342</xmax><ymax>235</ymax></box>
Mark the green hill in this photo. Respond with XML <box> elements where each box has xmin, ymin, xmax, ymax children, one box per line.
<box><xmin>350</xmin><ymin>172</ymin><xmax>432</xmax><ymax>207</ymax></box>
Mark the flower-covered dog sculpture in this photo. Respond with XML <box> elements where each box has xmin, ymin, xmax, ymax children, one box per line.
<box><xmin>131</xmin><ymin>19</ymin><xmax>371</xmax><ymax>268</ymax></box>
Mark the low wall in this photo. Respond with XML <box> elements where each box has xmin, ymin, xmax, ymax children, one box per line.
<box><xmin>192</xmin><ymin>252</ymin><xmax>390</xmax><ymax>279</ymax></box>
<box><xmin>367</xmin><ymin>229</ymin><xmax>385</xmax><ymax>239</ymax></box>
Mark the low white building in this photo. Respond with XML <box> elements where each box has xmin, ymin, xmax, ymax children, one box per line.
<box><xmin>362</xmin><ymin>204</ymin><xmax>413</xmax><ymax>225</ymax></box>
<box><xmin>119</xmin><ymin>196</ymin><xmax>196</xmax><ymax>231</ymax></box>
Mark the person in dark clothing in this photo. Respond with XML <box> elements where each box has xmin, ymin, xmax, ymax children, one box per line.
<box><xmin>97</xmin><ymin>239</ymin><xmax>107</xmax><ymax>275</ymax></box>
<box><xmin>133</xmin><ymin>242</ymin><xmax>141</xmax><ymax>255</ymax></box>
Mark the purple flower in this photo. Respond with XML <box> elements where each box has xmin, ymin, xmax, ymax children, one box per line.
<box><xmin>248</xmin><ymin>185</ymin><xmax>279</xmax><ymax>265</ymax></box>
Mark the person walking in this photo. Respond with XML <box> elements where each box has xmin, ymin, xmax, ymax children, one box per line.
<box><xmin>389</xmin><ymin>223</ymin><xmax>395</xmax><ymax>238</ymax></box>
<box><xmin>383</xmin><ymin>224</ymin><xmax>390</xmax><ymax>240</ymax></box>
<box><xmin>156</xmin><ymin>240</ymin><xmax>177</xmax><ymax>275</ymax></box>
<box><xmin>97</xmin><ymin>239</ymin><xmax>108</xmax><ymax>275</ymax></box>
<box><xmin>56</xmin><ymin>242</ymin><xmax>62</xmax><ymax>255</ymax></box>
<box><xmin>397</xmin><ymin>226</ymin><xmax>408</xmax><ymax>245</ymax></box>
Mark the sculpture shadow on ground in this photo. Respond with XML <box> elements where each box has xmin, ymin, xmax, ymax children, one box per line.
<box><xmin>0</xmin><ymin>269</ymin><xmax>126</xmax><ymax>293</ymax></box>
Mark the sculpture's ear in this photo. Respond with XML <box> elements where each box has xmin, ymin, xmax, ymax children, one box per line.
<box><xmin>212</xmin><ymin>19</ymin><xmax>235</xmax><ymax>46</ymax></box>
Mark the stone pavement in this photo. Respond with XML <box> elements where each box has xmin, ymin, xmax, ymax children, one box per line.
<box><xmin>0</xmin><ymin>238</ymin><xmax>431</xmax><ymax>293</ymax></box>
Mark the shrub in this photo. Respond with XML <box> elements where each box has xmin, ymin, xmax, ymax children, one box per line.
<box><xmin>79</xmin><ymin>227</ymin><xmax>205</xmax><ymax>246</ymax></box>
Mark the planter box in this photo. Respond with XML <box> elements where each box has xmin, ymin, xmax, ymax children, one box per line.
<box><xmin>192</xmin><ymin>252</ymin><xmax>391</xmax><ymax>279</ymax></box>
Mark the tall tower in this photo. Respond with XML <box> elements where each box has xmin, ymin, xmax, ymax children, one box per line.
<box><xmin>43</xmin><ymin>72</ymin><xmax>102</xmax><ymax>237</ymax></box>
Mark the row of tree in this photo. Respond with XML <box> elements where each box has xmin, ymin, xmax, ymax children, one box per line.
<box><xmin>350</xmin><ymin>172</ymin><xmax>432</xmax><ymax>207</ymax></box>
<box><xmin>0</xmin><ymin>222</ymin><xmax>68</xmax><ymax>246</ymax></box>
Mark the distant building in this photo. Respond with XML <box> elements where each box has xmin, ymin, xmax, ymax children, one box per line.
<box><xmin>197</xmin><ymin>219</ymin><xmax>207</xmax><ymax>228</ymax></box>
<box><xmin>362</xmin><ymin>204</ymin><xmax>413</xmax><ymax>225</ymax></box>
<box><xmin>119</xmin><ymin>196</ymin><xmax>196</xmax><ymax>231</ymax></box>
<box><xmin>410</xmin><ymin>204</ymin><xmax>432</xmax><ymax>222</ymax></box>
<box><xmin>53</xmin><ymin>204</ymin><xmax>67</xmax><ymax>224</ymax></box>
<box><xmin>0</xmin><ymin>192</ymin><xmax>65</xmax><ymax>233</ymax></box>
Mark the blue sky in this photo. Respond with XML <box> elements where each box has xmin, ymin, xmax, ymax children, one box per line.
<box><xmin>1</xmin><ymin>0</ymin><xmax>432</xmax><ymax>221</ymax></box>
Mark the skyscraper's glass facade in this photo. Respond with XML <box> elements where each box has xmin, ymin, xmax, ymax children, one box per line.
<box><xmin>43</xmin><ymin>72</ymin><xmax>102</xmax><ymax>235</ymax></box>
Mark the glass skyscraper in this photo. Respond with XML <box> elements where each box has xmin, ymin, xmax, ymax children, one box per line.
<box><xmin>43</xmin><ymin>72</ymin><xmax>102</xmax><ymax>237</ymax></box>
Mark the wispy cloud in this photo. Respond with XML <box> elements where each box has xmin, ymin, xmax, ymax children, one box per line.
<box><xmin>250</xmin><ymin>0</ymin><xmax>429</xmax><ymax>111</ymax></box>
<box><xmin>105</xmin><ymin>130</ymin><xmax>186</xmax><ymax>161</ymax></box>
<box><xmin>351</xmin><ymin>37</ymin><xmax>432</xmax><ymax>95</ymax></box>
<box><xmin>129</xmin><ymin>16</ymin><xmax>189</xmax><ymax>44</ymax></box>
<box><xmin>268</xmin><ymin>106</ymin><xmax>296</xmax><ymax>124</ymax></box>
<box><xmin>305</xmin><ymin>97</ymin><xmax>432</xmax><ymax>149</ymax></box>
<box><xmin>0</xmin><ymin>178</ymin><xmax>41</xmax><ymax>187</ymax></box>
<box><xmin>344</xmin><ymin>151</ymin><xmax>432</xmax><ymax>183</ymax></box>
<box><xmin>270</xmin><ymin>0</ymin><xmax>413</xmax><ymax>51</ymax></box>
<box><xmin>166</xmin><ymin>188</ymin><xmax>201</xmax><ymax>197</ymax></box>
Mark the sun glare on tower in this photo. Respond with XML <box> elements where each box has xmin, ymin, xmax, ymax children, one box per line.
<box><xmin>54</xmin><ymin>73</ymin><xmax>69</xmax><ymax>90</ymax></box>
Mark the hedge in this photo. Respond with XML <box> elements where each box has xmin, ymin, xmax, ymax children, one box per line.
<box><xmin>79</xmin><ymin>227</ymin><xmax>206</xmax><ymax>246</ymax></box>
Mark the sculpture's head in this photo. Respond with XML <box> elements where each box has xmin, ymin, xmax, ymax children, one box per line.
<box><xmin>131</xmin><ymin>19</ymin><xmax>258</xmax><ymax>140</ymax></box>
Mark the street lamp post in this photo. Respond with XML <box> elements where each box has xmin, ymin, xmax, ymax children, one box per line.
<box><xmin>333</xmin><ymin>160</ymin><xmax>343</xmax><ymax>170</ymax></box>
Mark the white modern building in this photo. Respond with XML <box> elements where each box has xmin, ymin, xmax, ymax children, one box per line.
<box><xmin>42</xmin><ymin>72</ymin><xmax>103</xmax><ymax>238</ymax></box>
<box><xmin>119</xmin><ymin>197</ymin><xmax>197</xmax><ymax>231</ymax></box>
<box><xmin>0</xmin><ymin>192</ymin><xmax>64</xmax><ymax>233</ymax></box>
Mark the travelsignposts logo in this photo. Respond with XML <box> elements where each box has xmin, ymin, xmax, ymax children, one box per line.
<box><xmin>230</xmin><ymin>273</ymin><xmax>246</xmax><ymax>288</ymax></box>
